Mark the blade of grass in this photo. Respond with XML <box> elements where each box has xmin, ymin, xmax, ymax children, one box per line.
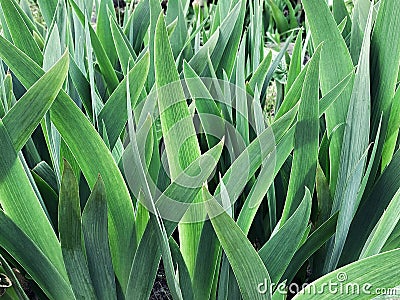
<box><xmin>349</xmin><ymin>0</ymin><xmax>370</xmax><ymax>64</ymax></box>
<box><xmin>170</xmin><ymin>238</ymin><xmax>194</xmax><ymax>300</ymax></box>
<box><xmin>166</xmin><ymin>0</ymin><xmax>189</xmax><ymax>59</ymax></box>
<box><xmin>247</xmin><ymin>51</ymin><xmax>272</xmax><ymax>96</ymax></box>
<box><xmin>188</xmin><ymin>2</ymin><xmax>242</xmax><ymax>76</ymax></box>
<box><xmin>274</xmin><ymin>61</ymin><xmax>309</xmax><ymax>120</ymax></box>
<box><xmin>382</xmin><ymin>87</ymin><xmax>400</xmax><ymax>170</ymax></box>
<box><xmin>183</xmin><ymin>61</ymin><xmax>224</xmax><ymax>148</ymax></box>
<box><xmin>235</xmin><ymin>33</ymin><xmax>249</xmax><ymax>145</ymax></box>
<box><xmin>147</xmin><ymin>0</ymin><xmax>162</xmax><ymax>87</ymax></box>
<box><xmin>333</xmin><ymin>0</ymin><xmax>352</xmax><ymax>39</ymax></box>
<box><xmin>204</xmin><ymin>1</ymin><xmax>243</xmax><ymax>77</ymax></box>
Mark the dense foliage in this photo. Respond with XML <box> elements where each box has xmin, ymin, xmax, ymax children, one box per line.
<box><xmin>0</xmin><ymin>0</ymin><xmax>399</xmax><ymax>299</ymax></box>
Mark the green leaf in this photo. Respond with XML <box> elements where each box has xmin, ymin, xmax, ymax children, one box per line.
<box><xmin>382</xmin><ymin>88</ymin><xmax>400</xmax><ymax>170</ymax></box>
<box><xmin>0</xmin><ymin>35</ymin><xmax>135</xmax><ymax>291</ymax></box>
<box><xmin>0</xmin><ymin>210</ymin><xmax>74</xmax><ymax>299</ymax></box>
<box><xmin>59</xmin><ymin>162</ymin><xmax>96</xmax><ymax>299</ymax></box>
<box><xmin>268</xmin><ymin>0</ymin><xmax>288</xmax><ymax>33</ymax></box>
<box><xmin>187</xmin><ymin>29</ymin><xmax>219</xmax><ymax>75</ymax></box>
<box><xmin>342</xmin><ymin>149</ymin><xmax>400</xmax><ymax>264</ymax></box>
<box><xmin>374</xmin><ymin>0</ymin><xmax>400</xmax><ymax>169</ymax></box>
<box><xmin>0</xmin><ymin>124</ymin><xmax>65</xmax><ymax>280</ymax></box>
<box><xmin>247</xmin><ymin>51</ymin><xmax>272</xmax><ymax>96</ymax></box>
<box><xmin>37</xmin><ymin>0</ymin><xmax>57</xmax><ymax>26</ymax></box>
<box><xmin>192</xmin><ymin>220</ymin><xmax>221</xmax><ymax>300</ymax></box>
<box><xmin>99</xmin><ymin>52</ymin><xmax>150</xmax><ymax>149</ymax></box>
<box><xmin>84</xmin><ymin>19</ymin><xmax>101</xmax><ymax>124</ymax></box>
<box><xmin>282</xmin><ymin>213</ymin><xmax>338</xmax><ymax>284</ymax></box>
<box><xmin>293</xmin><ymin>249</ymin><xmax>400</xmax><ymax>300</ymax></box>
<box><xmin>216</xmin><ymin>0</ymin><xmax>246</xmax><ymax>78</ymax></box>
<box><xmin>235</xmin><ymin>33</ymin><xmax>249</xmax><ymax>145</ymax></box>
<box><xmin>96</xmin><ymin>0</ymin><xmax>118</xmax><ymax>66</ymax></box>
<box><xmin>110</xmin><ymin>15</ymin><xmax>137</xmax><ymax>75</ymax></box>
<box><xmin>124</xmin><ymin>0</ymin><xmax>150</xmax><ymax>54</ymax></box>
<box><xmin>324</xmin><ymin>6</ymin><xmax>373</xmax><ymax>272</ymax></box>
<box><xmin>8</xmin><ymin>0</ymin><xmax>41</xmax><ymax>36</ymax></box>
<box><xmin>260</xmin><ymin>36</ymin><xmax>293</xmax><ymax>104</ymax></box>
<box><xmin>3</xmin><ymin>51</ymin><xmax>69</xmax><ymax>152</ymax></box>
<box><xmin>82</xmin><ymin>176</ymin><xmax>117</xmax><ymax>300</ymax></box>
<box><xmin>333</xmin><ymin>0</ymin><xmax>352</xmax><ymax>39</ymax></box>
<box><xmin>212</xmin><ymin>128</ymin><xmax>277</xmax><ymax>228</ymax></box>
<box><xmin>259</xmin><ymin>188</ymin><xmax>312</xmax><ymax>284</ymax></box>
<box><xmin>274</xmin><ymin>60</ymin><xmax>308</xmax><ymax>120</ymax></box>
<box><xmin>170</xmin><ymin>238</ymin><xmax>194</xmax><ymax>300</ymax></box>
<box><xmin>147</xmin><ymin>0</ymin><xmax>162</xmax><ymax>87</ymax></box>
<box><xmin>302</xmin><ymin>0</ymin><xmax>354</xmax><ymax>193</ymax></box>
<box><xmin>349</xmin><ymin>0</ymin><xmax>370</xmax><ymax>64</ymax></box>
<box><xmin>382</xmin><ymin>221</ymin><xmax>400</xmax><ymax>252</ymax></box>
<box><xmin>0</xmin><ymin>0</ymin><xmax>42</xmax><ymax>65</ymax></box>
<box><xmin>360</xmin><ymin>187</ymin><xmax>400</xmax><ymax>259</ymax></box>
<box><xmin>39</xmin><ymin>28</ymin><xmax>63</xmax><ymax>186</ymax></box>
<box><xmin>286</xmin><ymin>30</ymin><xmax>303</xmax><ymax>94</ymax></box>
<box><xmin>155</xmin><ymin>12</ymin><xmax>202</xmax><ymax>277</ymax></box>
<box><xmin>43</xmin><ymin>24</ymin><xmax>62</xmax><ymax>71</ymax></box>
<box><xmin>236</xmin><ymin>155</ymin><xmax>276</xmax><ymax>235</ymax></box>
<box><xmin>250</xmin><ymin>0</ymin><xmax>264</xmax><ymax>72</ymax></box>
<box><xmin>125</xmin><ymin>141</ymin><xmax>224</xmax><ymax>299</ymax></box>
<box><xmin>166</xmin><ymin>0</ymin><xmax>189</xmax><ymax>59</ymax></box>
<box><xmin>32</xmin><ymin>163</ymin><xmax>59</xmax><ymax>229</ymax></box>
<box><xmin>280</xmin><ymin>46</ymin><xmax>321</xmax><ymax>224</ymax></box>
<box><xmin>183</xmin><ymin>60</ymin><xmax>224</xmax><ymax>148</ymax></box>
<box><xmin>319</xmin><ymin>70</ymin><xmax>354</xmax><ymax>116</ymax></box>
<box><xmin>68</xmin><ymin>0</ymin><xmax>119</xmax><ymax>92</ymax></box>
<box><xmin>191</xmin><ymin>1</ymin><xmax>241</xmax><ymax>77</ymax></box>
<box><xmin>204</xmin><ymin>187</ymin><xmax>272</xmax><ymax>300</ymax></box>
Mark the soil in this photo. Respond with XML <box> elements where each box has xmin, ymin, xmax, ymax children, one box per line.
<box><xmin>150</xmin><ymin>263</ymin><xmax>172</xmax><ymax>300</ymax></box>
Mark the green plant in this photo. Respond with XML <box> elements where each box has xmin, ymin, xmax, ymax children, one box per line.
<box><xmin>0</xmin><ymin>0</ymin><xmax>399</xmax><ymax>299</ymax></box>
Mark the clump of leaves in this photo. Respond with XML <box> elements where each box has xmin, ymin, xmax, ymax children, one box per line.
<box><xmin>0</xmin><ymin>0</ymin><xmax>399</xmax><ymax>299</ymax></box>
